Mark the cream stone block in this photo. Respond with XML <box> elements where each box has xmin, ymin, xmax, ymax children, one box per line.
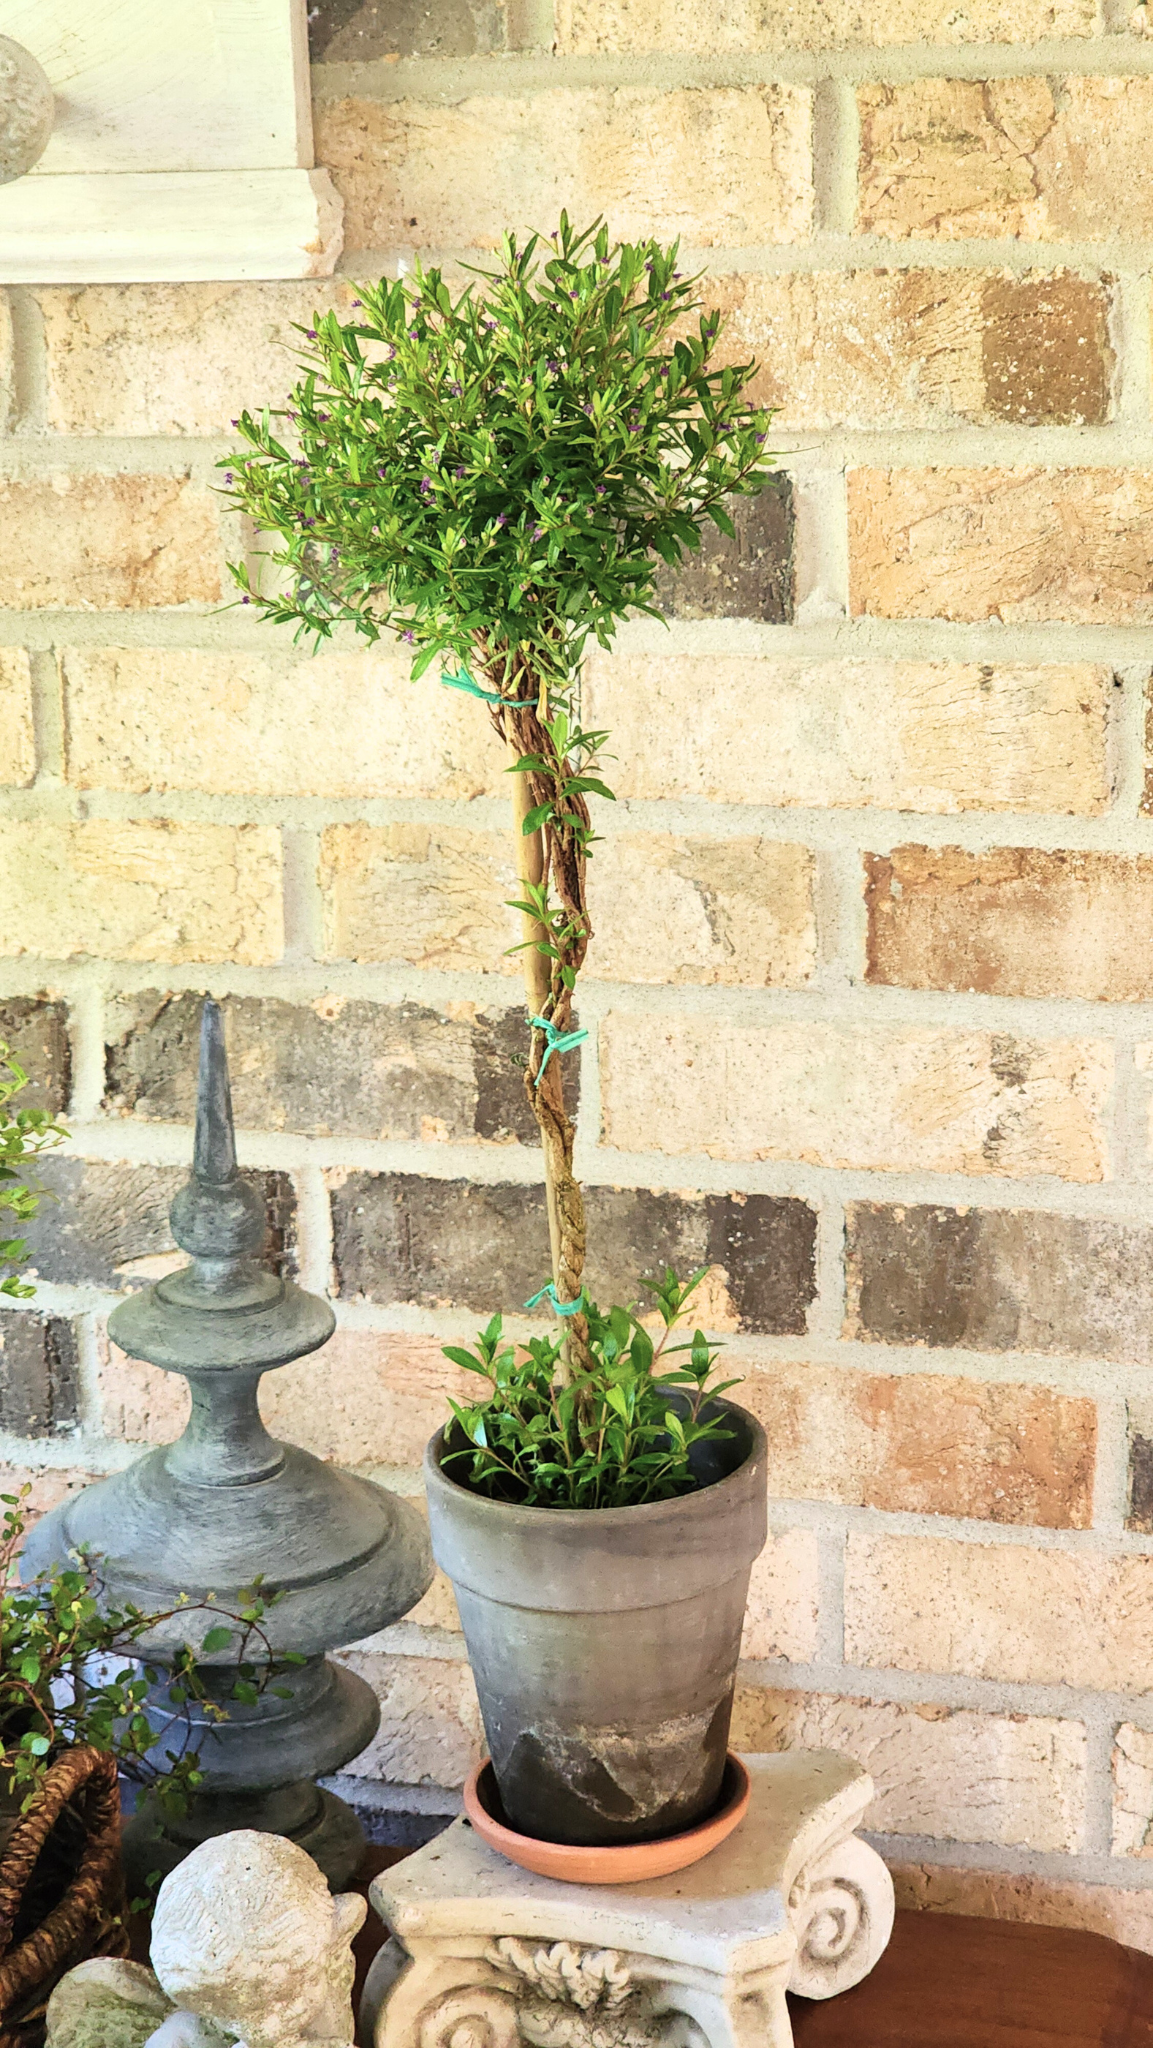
<box><xmin>0</xmin><ymin>474</ymin><xmax>220</xmax><ymax>610</ymax></box>
<box><xmin>732</xmin><ymin>1688</ymin><xmax>1086</xmax><ymax>1852</ymax></box>
<box><xmin>0</xmin><ymin>648</ymin><xmax>35</xmax><ymax>787</ymax></box>
<box><xmin>599</xmin><ymin>1015</ymin><xmax>1110</xmax><ymax>1182</ymax></box>
<box><xmin>583</xmin><ymin>656</ymin><xmax>1110</xmax><ymax>816</ymax></box>
<box><xmin>0</xmin><ymin>821</ymin><xmax>283</xmax><ymax>964</ymax></box>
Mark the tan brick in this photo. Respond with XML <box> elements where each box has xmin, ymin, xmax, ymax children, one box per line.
<box><xmin>0</xmin><ymin>649</ymin><xmax>35</xmax><ymax>788</ymax></box>
<box><xmin>743</xmin><ymin>1363</ymin><xmax>1095</xmax><ymax>1529</ymax></box>
<box><xmin>866</xmin><ymin>848</ymin><xmax>1153</xmax><ymax>1004</ymax></box>
<box><xmin>62</xmin><ymin>647</ymin><xmax>506</xmax><ymax>800</ymax></box>
<box><xmin>334</xmin><ymin>1649</ymin><xmax>482</xmax><ymax>1786</ymax></box>
<box><xmin>315</xmin><ymin>88</ymin><xmax>813</xmax><ymax>251</ymax></box>
<box><xmin>585</xmin><ymin>837</ymin><xmax>815</xmax><ymax>988</ymax></box>
<box><xmin>845</xmin><ymin>1534</ymin><xmax>1153</xmax><ymax>1692</ymax></box>
<box><xmin>858</xmin><ymin>77</ymin><xmax>1153</xmax><ymax>243</ymax></box>
<box><xmin>704</xmin><ymin>270</ymin><xmax>1113</xmax><ymax>430</ymax></box>
<box><xmin>99</xmin><ymin>1343</ymin><xmax>189</xmax><ymax>1443</ymax></box>
<box><xmin>1111</xmin><ymin>1726</ymin><xmax>1153</xmax><ymax>1857</ymax></box>
<box><xmin>740</xmin><ymin>1528</ymin><xmax>820</xmax><ymax>1661</ymax></box>
<box><xmin>558</xmin><ymin>0</ymin><xmax>1093</xmax><ymax>50</ymax></box>
<box><xmin>0</xmin><ymin>821</ymin><xmax>283</xmax><ymax>965</ymax></box>
<box><xmin>258</xmin><ymin>1329</ymin><xmax>476</xmax><ymax>1469</ymax></box>
<box><xmin>849</xmin><ymin>468</ymin><xmax>1153</xmax><ymax>627</ymax></box>
<box><xmin>732</xmin><ymin>1688</ymin><xmax>1085</xmax><ymax>1851</ymax></box>
<box><xmin>0</xmin><ymin>293</ymin><xmax>12</xmax><ymax>434</ymax></box>
<box><xmin>320</xmin><ymin>823</ymin><xmax>516</xmax><ymax>973</ymax></box>
<box><xmin>584</xmin><ymin>655</ymin><xmax>1109</xmax><ymax>816</ymax></box>
<box><xmin>600</xmin><ymin>1015</ymin><xmax>1110</xmax><ymax>1182</ymax></box>
<box><xmin>891</xmin><ymin>1865</ymin><xmax>1153</xmax><ymax>1957</ymax></box>
<box><xmin>0</xmin><ymin>475</ymin><xmax>219</xmax><ymax>610</ymax></box>
<box><xmin>38</xmin><ymin>284</ymin><xmax>353</xmax><ymax>437</ymax></box>
<box><xmin>0</xmin><ymin>1463</ymin><xmax>94</xmax><ymax>1523</ymax></box>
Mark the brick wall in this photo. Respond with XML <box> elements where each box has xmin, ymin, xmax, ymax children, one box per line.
<box><xmin>4</xmin><ymin>0</ymin><xmax>1153</xmax><ymax>1945</ymax></box>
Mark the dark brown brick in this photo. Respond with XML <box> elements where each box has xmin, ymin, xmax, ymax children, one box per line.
<box><xmin>1129</xmin><ymin>1430</ymin><xmax>1153</xmax><ymax>1534</ymax></box>
<box><xmin>22</xmin><ymin>1160</ymin><xmax>296</xmax><ymax>1291</ymax></box>
<box><xmin>979</xmin><ymin>273</ymin><xmax>1113</xmax><ymax>428</ymax></box>
<box><xmin>309</xmin><ymin>0</ymin><xmax>510</xmax><ymax>61</ymax></box>
<box><xmin>331</xmin><ymin>1174</ymin><xmax>817</xmax><ymax>1333</ymax></box>
<box><xmin>847</xmin><ymin>1201</ymin><xmax>1153</xmax><ymax>1362</ymax></box>
<box><xmin>655</xmin><ymin>479</ymin><xmax>794</xmax><ymax>623</ymax></box>
<box><xmin>0</xmin><ymin>998</ymin><xmax>70</xmax><ymax>1116</ymax></box>
<box><xmin>104</xmin><ymin>991</ymin><xmax>553</xmax><ymax>1147</ymax></box>
<box><xmin>0</xmin><ymin>1313</ymin><xmax>79</xmax><ymax>1436</ymax></box>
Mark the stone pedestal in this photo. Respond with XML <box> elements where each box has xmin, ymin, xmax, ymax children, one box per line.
<box><xmin>362</xmin><ymin>1751</ymin><xmax>895</xmax><ymax>2048</ymax></box>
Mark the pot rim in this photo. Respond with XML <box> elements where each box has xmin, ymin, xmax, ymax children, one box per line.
<box><xmin>423</xmin><ymin>1392</ymin><xmax>766</xmax><ymax>1529</ymax></box>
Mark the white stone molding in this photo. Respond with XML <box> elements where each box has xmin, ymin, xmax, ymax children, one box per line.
<box><xmin>363</xmin><ymin>1752</ymin><xmax>895</xmax><ymax>2048</ymax></box>
<box><xmin>0</xmin><ymin>0</ymin><xmax>343</xmax><ymax>280</ymax></box>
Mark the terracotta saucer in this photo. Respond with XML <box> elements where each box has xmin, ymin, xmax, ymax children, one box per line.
<box><xmin>462</xmin><ymin>1752</ymin><xmax>751</xmax><ymax>1885</ymax></box>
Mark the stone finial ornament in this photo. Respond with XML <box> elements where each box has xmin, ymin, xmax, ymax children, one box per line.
<box><xmin>46</xmin><ymin>1833</ymin><xmax>366</xmax><ymax>2048</ymax></box>
<box><xmin>0</xmin><ymin>37</ymin><xmax>53</xmax><ymax>184</ymax></box>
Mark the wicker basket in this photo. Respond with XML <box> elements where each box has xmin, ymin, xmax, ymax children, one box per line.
<box><xmin>0</xmin><ymin>1747</ymin><xmax>129</xmax><ymax>2048</ymax></box>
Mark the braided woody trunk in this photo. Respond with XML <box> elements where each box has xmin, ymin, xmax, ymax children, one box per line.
<box><xmin>481</xmin><ymin>648</ymin><xmax>593</xmax><ymax>1378</ymax></box>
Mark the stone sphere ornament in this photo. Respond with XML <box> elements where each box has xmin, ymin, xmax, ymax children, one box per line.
<box><xmin>0</xmin><ymin>36</ymin><xmax>53</xmax><ymax>184</ymax></box>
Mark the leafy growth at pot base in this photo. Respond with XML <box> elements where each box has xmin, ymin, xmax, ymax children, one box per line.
<box><xmin>442</xmin><ymin>1268</ymin><xmax>743</xmax><ymax>1510</ymax></box>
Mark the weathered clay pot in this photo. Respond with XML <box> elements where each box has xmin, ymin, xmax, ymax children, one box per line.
<box><xmin>423</xmin><ymin>1396</ymin><xmax>767</xmax><ymax>1847</ymax></box>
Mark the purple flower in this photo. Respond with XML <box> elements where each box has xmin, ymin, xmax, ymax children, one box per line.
<box><xmin>231</xmin><ymin>418</ymin><xmax>239</xmax><ymax>427</ymax></box>
<box><xmin>408</xmin><ymin>327</ymin><xmax>419</xmax><ymax>338</ymax></box>
<box><xmin>454</xmin><ymin>465</ymin><xmax>466</xmax><ymax>478</ymax></box>
<box><xmin>303</xmin><ymin>517</ymin><xmax>316</xmax><ymax>527</ymax></box>
<box><xmin>379</xmin><ymin>466</ymin><xmax>388</xmax><ymax>477</ymax></box>
<box><xmin>402</xmin><ymin>629</ymin><xmax>415</xmax><ymax>643</ymax></box>
<box><xmin>595</xmin><ymin>483</ymin><xmax>606</xmax><ymax>495</ymax></box>
<box><xmin>351</xmin><ymin>298</ymin><xmax>363</xmax><ymax>307</ymax></box>
<box><xmin>306</xmin><ymin>329</ymin><xmax>317</xmax><ymax>339</ymax></box>
<box><xmin>661</xmin><ymin>292</ymin><xmax>671</xmax><ymax>302</ymax></box>
<box><xmin>531</xmin><ymin>525</ymin><xmax>544</xmax><ymax>539</ymax></box>
<box><xmin>223</xmin><ymin>471</ymin><xmax>234</xmax><ymax>484</ymax></box>
<box><xmin>388</xmin><ymin>346</ymin><xmax>397</xmax><ymax>359</ymax></box>
<box><xmin>495</xmin><ymin>513</ymin><xmax>507</xmax><ymax>527</ymax></box>
<box><xmin>546</xmin><ymin>359</ymin><xmax>558</xmax><ymax>372</ymax></box>
<box><xmin>241</xmin><ymin>594</ymin><xmax>251</xmax><ymax>604</ymax></box>
<box><xmin>484</xmin><ymin>319</ymin><xmax>497</xmax><ymax>331</ymax></box>
<box><xmin>755</xmin><ymin>433</ymin><xmax>766</xmax><ymax>444</ymax></box>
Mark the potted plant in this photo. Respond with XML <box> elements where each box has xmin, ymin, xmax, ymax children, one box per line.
<box><xmin>222</xmin><ymin>217</ymin><xmax>774</xmax><ymax>1858</ymax></box>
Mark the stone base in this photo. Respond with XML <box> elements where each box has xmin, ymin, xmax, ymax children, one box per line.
<box><xmin>122</xmin><ymin>1781</ymin><xmax>365</xmax><ymax>1895</ymax></box>
<box><xmin>362</xmin><ymin>1751</ymin><xmax>895</xmax><ymax>2048</ymax></box>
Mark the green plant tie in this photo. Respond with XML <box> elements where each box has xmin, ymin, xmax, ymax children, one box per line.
<box><xmin>530</xmin><ymin>1015</ymin><xmax>588</xmax><ymax>1084</ymax></box>
<box><xmin>441</xmin><ymin>669</ymin><xmax>537</xmax><ymax>708</ymax></box>
<box><xmin>524</xmin><ymin>1282</ymin><xmax>587</xmax><ymax>1317</ymax></box>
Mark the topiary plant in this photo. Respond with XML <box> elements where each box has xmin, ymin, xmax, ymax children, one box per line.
<box><xmin>222</xmin><ymin>215</ymin><xmax>774</xmax><ymax>1499</ymax></box>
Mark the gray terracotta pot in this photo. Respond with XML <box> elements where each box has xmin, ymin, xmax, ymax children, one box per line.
<box><xmin>423</xmin><ymin>1396</ymin><xmax>767</xmax><ymax>1847</ymax></box>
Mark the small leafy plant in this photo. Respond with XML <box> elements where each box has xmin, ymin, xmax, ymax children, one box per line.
<box><xmin>1</xmin><ymin>1489</ymin><xmax>300</xmax><ymax>1821</ymax></box>
<box><xmin>442</xmin><ymin>1269</ymin><xmax>742</xmax><ymax>1510</ymax></box>
<box><xmin>0</xmin><ymin>1045</ymin><xmax>67</xmax><ymax>1300</ymax></box>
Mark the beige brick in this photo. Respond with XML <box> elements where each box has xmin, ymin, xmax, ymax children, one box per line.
<box><xmin>100</xmin><ymin>1343</ymin><xmax>189</xmax><ymax>1443</ymax></box>
<box><xmin>732</xmin><ymin>1688</ymin><xmax>1085</xmax><ymax>1851</ymax></box>
<box><xmin>334</xmin><ymin>1649</ymin><xmax>482</xmax><ymax>1786</ymax></box>
<box><xmin>743</xmin><ymin>1363</ymin><xmax>1095</xmax><ymax>1529</ymax></box>
<box><xmin>320</xmin><ymin>824</ymin><xmax>516</xmax><ymax>973</ymax></box>
<box><xmin>849</xmin><ymin>468</ymin><xmax>1153</xmax><ymax>627</ymax></box>
<box><xmin>858</xmin><ymin>77</ymin><xmax>1153</xmax><ymax>243</ymax></box>
<box><xmin>38</xmin><ymin>283</ymin><xmax>353</xmax><ymax>437</ymax></box>
<box><xmin>558</xmin><ymin>0</ymin><xmax>1092</xmax><ymax>49</ymax></box>
<box><xmin>0</xmin><ymin>475</ymin><xmax>219</xmax><ymax>611</ymax></box>
<box><xmin>740</xmin><ymin>1528</ymin><xmax>820</xmax><ymax>1661</ymax></box>
<box><xmin>867</xmin><ymin>848</ymin><xmax>1153</xmax><ymax>1004</ymax></box>
<box><xmin>704</xmin><ymin>270</ymin><xmax>1113</xmax><ymax>429</ymax></box>
<box><xmin>259</xmin><ymin>1329</ymin><xmax>476</xmax><ymax>1469</ymax></box>
<box><xmin>0</xmin><ymin>1463</ymin><xmax>94</xmax><ymax>1523</ymax></box>
<box><xmin>0</xmin><ymin>293</ymin><xmax>12</xmax><ymax>434</ymax></box>
<box><xmin>315</xmin><ymin>88</ymin><xmax>813</xmax><ymax>251</ymax></box>
<box><xmin>599</xmin><ymin>1015</ymin><xmax>1110</xmax><ymax>1182</ymax></box>
<box><xmin>62</xmin><ymin>647</ymin><xmax>506</xmax><ymax>800</ymax></box>
<box><xmin>1112</xmin><ymin>1726</ymin><xmax>1153</xmax><ymax>1857</ymax></box>
<box><xmin>585</xmin><ymin>837</ymin><xmax>815</xmax><ymax>989</ymax></box>
<box><xmin>0</xmin><ymin>821</ymin><xmax>283</xmax><ymax>965</ymax></box>
<box><xmin>0</xmin><ymin>649</ymin><xmax>35</xmax><ymax>788</ymax></box>
<box><xmin>845</xmin><ymin>1534</ymin><xmax>1153</xmax><ymax>1692</ymax></box>
<box><xmin>584</xmin><ymin>656</ymin><xmax>1109</xmax><ymax>816</ymax></box>
<box><xmin>891</xmin><ymin>1864</ymin><xmax>1153</xmax><ymax>1957</ymax></box>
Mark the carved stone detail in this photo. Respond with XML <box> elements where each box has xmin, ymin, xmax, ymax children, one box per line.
<box><xmin>786</xmin><ymin>1835</ymin><xmax>895</xmax><ymax>2002</ymax></box>
<box><xmin>485</xmin><ymin>1944</ymin><xmax>632</xmax><ymax>2012</ymax></box>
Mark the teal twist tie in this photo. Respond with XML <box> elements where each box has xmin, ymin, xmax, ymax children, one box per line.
<box><xmin>524</xmin><ymin>1282</ymin><xmax>587</xmax><ymax>1317</ymax></box>
<box><xmin>441</xmin><ymin>669</ymin><xmax>537</xmax><ymax>708</ymax></box>
<box><xmin>530</xmin><ymin>1015</ymin><xmax>588</xmax><ymax>1086</ymax></box>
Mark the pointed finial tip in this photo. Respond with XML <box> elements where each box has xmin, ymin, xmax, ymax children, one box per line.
<box><xmin>194</xmin><ymin>995</ymin><xmax>237</xmax><ymax>1185</ymax></box>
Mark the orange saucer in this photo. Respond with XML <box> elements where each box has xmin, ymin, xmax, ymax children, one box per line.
<box><xmin>462</xmin><ymin>1752</ymin><xmax>751</xmax><ymax>1885</ymax></box>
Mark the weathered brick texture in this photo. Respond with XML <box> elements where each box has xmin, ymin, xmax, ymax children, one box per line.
<box><xmin>844</xmin><ymin>1534</ymin><xmax>1153</xmax><ymax>1693</ymax></box>
<box><xmin>740</xmin><ymin>1530</ymin><xmax>820</xmax><ymax>1662</ymax></box>
<box><xmin>849</xmin><ymin>469</ymin><xmax>1153</xmax><ymax>626</ymax></box>
<box><xmin>601</xmin><ymin>1016</ymin><xmax>1110</xmax><ymax>1181</ymax></box>
<box><xmin>0</xmin><ymin>823</ymin><xmax>282</xmax><ymax>965</ymax></box>
<box><xmin>733</xmin><ymin>1688</ymin><xmax>1086</xmax><ymax>1851</ymax></box>
<box><xmin>1111</xmin><ymin>1727</ymin><xmax>1153</xmax><ymax>1859</ymax></box>
<box><xmin>0</xmin><ymin>1313</ymin><xmax>79</xmax><ymax>1437</ymax></box>
<box><xmin>315</xmin><ymin>89</ymin><xmax>814</xmax><ymax>251</ymax></box>
<box><xmin>743</xmin><ymin>1362</ymin><xmax>1095</xmax><ymax>1528</ymax></box>
<box><xmin>584</xmin><ymin>657</ymin><xmax>1110</xmax><ymax>815</ymax></box>
<box><xmin>707</xmin><ymin>271</ymin><xmax>1113</xmax><ymax>430</ymax></box>
<box><xmin>0</xmin><ymin>649</ymin><xmax>34</xmax><ymax>787</ymax></box>
<box><xmin>0</xmin><ymin>476</ymin><xmax>220</xmax><ymax>610</ymax></box>
<box><xmin>857</xmin><ymin>77</ymin><xmax>1153</xmax><ymax>242</ymax></box>
<box><xmin>558</xmin><ymin>0</ymin><xmax>1094</xmax><ymax>51</ymax></box>
<box><xmin>866</xmin><ymin>849</ymin><xmax>1153</xmax><ymax>1004</ymax></box>
<box><xmin>23</xmin><ymin>1160</ymin><xmax>296</xmax><ymax>1291</ymax></box>
<box><xmin>0</xmin><ymin>293</ymin><xmax>12</xmax><ymax>434</ymax></box>
<box><xmin>654</xmin><ymin>480</ymin><xmax>794</xmax><ymax>620</ymax></box>
<box><xmin>310</xmin><ymin>0</ymin><xmax>514</xmax><ymax>61</ymax></box>
<box><xmin>890</xmin><ymin>1868</ymin><xmax>1153</xmax><ymax>1954</ymax></box>
<box><xmin>0</xmin><ymin>997</ymin><xmax>71</xmax><ymax>1114</ymax></box>
<box><xmin>846</xmin><ymin>1203</ymin><xmax>1153</xmax><ymax>1362</ymax></box>
<box><xmin>330</xmin><ymin>1173</ymin><xmax>817</xmax><ymax>1331</ymax></box>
